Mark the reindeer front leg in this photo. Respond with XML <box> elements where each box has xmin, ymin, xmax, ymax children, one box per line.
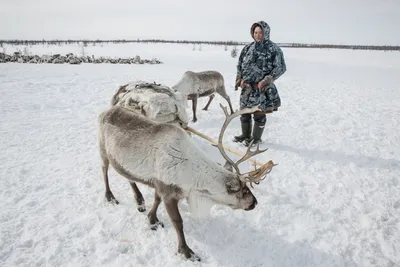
<box><xmin>129</xmin><ymin>181</ymin><xmax>146</xmax><ymax>212</ymax></box>
<box><xmin>147</xmin><ymin>191</ymin><xmax>164</xmax><ymax>230</ymax></box>
<box><xmin>164</xmin><ymin>198</ymin><xmax>200</xmax><ymax>261</ymax></box>
<box><xmin>188</xmin><ymin>93</ymin><xmax>199</xmax><ymax>123</ymax></box>
<box><xmin>101</xmin><ymin>156</ymin><xmax>119</xmax><ymax>204</ymax></box>
<box><xmin>202</xmin><ymin>94</ymin><xmax>215</xmax><ymax>111</ymax></box>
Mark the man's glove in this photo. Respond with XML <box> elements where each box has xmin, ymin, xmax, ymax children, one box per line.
<box><xmin>234</xmin><ymin>74</ymin><xmax>241</xmax><ymax>91</ymax></box>
<box><xmin>259</xmin><ymin>75</ymin><xmax>274</xmax><ymax>92</ymax></box>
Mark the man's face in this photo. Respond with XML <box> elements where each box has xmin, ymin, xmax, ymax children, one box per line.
<box><xmin>253</xmin><ymin>26</ymin><xmax>263</xmax><ymax>41</ymax></box>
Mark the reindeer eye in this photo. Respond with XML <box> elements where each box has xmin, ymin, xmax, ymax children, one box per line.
<box><xmin>227</xmin><ymin>186</ymin><xmax>241</xmax><ymax>194</ymax></box>
<box><xmin>228</xmin><ymin>189</ymin><xmax>240</xmax><ymax>194</ymax></box>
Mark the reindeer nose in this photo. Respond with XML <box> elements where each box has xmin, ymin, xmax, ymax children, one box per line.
<box><xmin>245</xmin><ymin>197</ymin><xmax>258</xmax><ymax>211</ymax></box>
<box><xmin>253</xmin><ymin>197</ymin><xmax>258</xmax><ymax>208</ymax></box>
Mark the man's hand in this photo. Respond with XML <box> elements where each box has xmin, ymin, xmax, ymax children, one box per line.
<box><xmin>258</xmin><ymin>75</ymin><xmax>274</xmax><ymax>92</ymax></box>
<box><xmin>257</xmin><ymin>81</ymin><xmax>264</xmax><ymax>91</ymax></box>
<box><xmin>240</xmin><ymin>80</ymin><xmax>245</xmax><ymax>89</ymax></box>
<box><xmin>234</xmin><ymin>74</ymin><xmax>241</xmax><ymax>91</ymax></box>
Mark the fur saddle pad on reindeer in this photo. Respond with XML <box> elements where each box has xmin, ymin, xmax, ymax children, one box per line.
<box><xmin>111</xmin><ymin>81</ymin><xmax>189</xmax><ymax>127</ymax></box>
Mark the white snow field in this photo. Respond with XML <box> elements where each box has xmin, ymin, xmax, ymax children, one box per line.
<box><xmin>0</xmin><ymin>43</ymin><xmax>399</xmax><ymax>267</ymax></box>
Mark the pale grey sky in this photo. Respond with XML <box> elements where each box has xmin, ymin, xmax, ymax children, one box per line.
<box><xmin>1</xmin><ymin>0</ymin><xmax>399</xmax><ymax>45</ymax></box>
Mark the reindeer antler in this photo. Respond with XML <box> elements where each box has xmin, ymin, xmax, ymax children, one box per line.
<box><xmin>235</xmin><ymin>140</ymin><xmax>268</xmax><ymax>167</ymax></box>
<box><xmin>217</xmin><ymin>104</ymin><xmax>276</xmax><ymax>185</ymax></box>
<box><xmin>217</xmin><ymin>104</ymin><xmax>261</xmax><ymax>174</ymax></box>
<box><xmin>239</xmin><ymin>160</ymin><xmax>277</xmax><ymax>187</ymax></box>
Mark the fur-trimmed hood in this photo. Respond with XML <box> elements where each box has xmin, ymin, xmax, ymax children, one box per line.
<box><xmin>250</xmin><ymin>21</ymin><xmax>270</xmax><ymax>42</ymax></box>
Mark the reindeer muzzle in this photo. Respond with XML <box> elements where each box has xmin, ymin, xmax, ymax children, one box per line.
<box><xmin>245</xmin><ymin>196</ymin><xmax>258</xmax><ymax>211</ymax></box>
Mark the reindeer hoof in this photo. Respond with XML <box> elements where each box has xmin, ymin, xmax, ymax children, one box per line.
<box><xmin>150</xmin><ymin>221</ymin><xmax>164</xmax><ymax>231</ymax></box>
<box><xmin>107</xmin><ymin>198</ymin><xmax>119</xmax><ymax>205</ymax></box>
<box><xmin>105</xmin><ymin>192</ymin><xmax>119</xmax><ymax>205</ymax></box>
<box><xmin>191</xmin><ymin>118</ymin><xmax>197</xmax><ymax>123</ymax></box>
<box><xmin>148</xmin><ymin>215</ymin><xmax>164</xmax><ymax>230</ymax></box>
<box><xmin>137</xmin><ymin>203</ymin><xmax>146</xmax><ymax>212</ymax></box>
<box><xmin>178</xmin><ymin>246</ymin><xmax>201</xmax><ymax>261</ymax></box>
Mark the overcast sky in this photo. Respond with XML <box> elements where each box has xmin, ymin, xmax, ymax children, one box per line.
<box><xmin>1</xmin><ymin>0</ymin><xmax>399</xmax><ymax>45</ymax></box>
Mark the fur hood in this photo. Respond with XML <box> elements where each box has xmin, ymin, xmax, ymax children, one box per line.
<box><xmin>250</xmin><ymin>21</ymin><xmax>270</xmax><ymax>42</ymax></box>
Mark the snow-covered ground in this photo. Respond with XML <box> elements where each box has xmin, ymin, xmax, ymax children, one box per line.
<box><xmin>0</xmin><ymin>43</ymin><xmax>399</xmax><ymax>267</ymax></box>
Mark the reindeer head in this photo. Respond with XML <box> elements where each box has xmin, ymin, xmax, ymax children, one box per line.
<box><xmin>222</xmin><ymin>174</ymin><xmax>258</xmax><ymax>210</ymax></box>
<box><xmin>215</xmin><ymin>104</ymin><xmax>276</xmax><ymax>211</ymax></box>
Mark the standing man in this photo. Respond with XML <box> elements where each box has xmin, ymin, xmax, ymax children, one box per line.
<box><xmin>234</xmin><ymin>21</ymin><xmax>286</xmax><ymax>146</ymax></box>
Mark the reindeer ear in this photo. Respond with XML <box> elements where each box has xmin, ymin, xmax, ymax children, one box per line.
<box><xmin>223</xmin><ymin>160</ymin><xmax>233</xmax><ymax>172</ymax></box>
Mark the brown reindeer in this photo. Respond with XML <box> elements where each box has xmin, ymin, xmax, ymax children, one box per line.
<box><xmin>98</xmin><ymin>104</ymin><xmax>275</xmax><ymax>261</ymax></box>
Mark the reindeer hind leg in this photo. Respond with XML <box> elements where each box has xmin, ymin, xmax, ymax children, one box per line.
<box><xmin>217</xmin><ymin>86</ymin><xmax>234</xmax><ymax>114</ymax></box>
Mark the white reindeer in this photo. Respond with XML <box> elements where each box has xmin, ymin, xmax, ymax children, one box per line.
<box><xmin>172</xmin><ymin>70</ymin><xmax>234</xmax><ymax>123</ymax></box>
<box><xmin>111</xmin><ymin>81</ymin><xmax>189</xmax><ymax>127</ymax></box>
<box><xmin>98</xmin><ymin>104</ymin><xmax>275</xmax><ymax>261</ymax></box>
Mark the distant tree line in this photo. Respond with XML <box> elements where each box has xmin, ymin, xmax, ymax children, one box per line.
<box><xmin>0</xmin><ymin>39</ymin><xmax>246</xmax><ymax>46</ymax></box>
<box><xmin>280</xmin><ymin>43</ymin><xmax>400</xmax><ymax>51</ymax></box>
<box><xmin>0</xmin><ymin>39</ymin><xmax>399</xmax><ymax>51</ymax></box>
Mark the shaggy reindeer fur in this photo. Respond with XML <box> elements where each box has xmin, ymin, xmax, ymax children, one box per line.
<box><xmin>98</xmin><ymin>106</ymin><xmax>257</xmax><ymax>261</ymax></box>
<box><xmin>111</xmin><ymin>81</ymin><xmax>189</xmax><ymax>127</ymax></box>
